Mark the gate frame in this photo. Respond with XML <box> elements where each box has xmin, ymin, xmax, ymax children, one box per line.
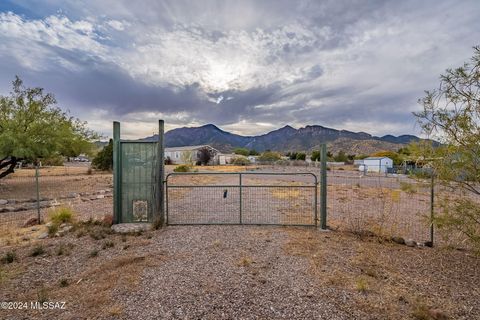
<box><xmin>113</xmin><ymin>120</ymin><xmax>165</xmax><ymax>225</ymax></box>
<box><xmin>165</xmin><ymin>171</ymin><xmax>318</xmax><ymax>227</ymax></box>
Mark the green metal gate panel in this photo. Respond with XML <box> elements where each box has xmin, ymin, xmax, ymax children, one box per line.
<box><xmin>120</xmin><ymin>141</ymin><xmax>158</xmax><ymax>223</ymax></box>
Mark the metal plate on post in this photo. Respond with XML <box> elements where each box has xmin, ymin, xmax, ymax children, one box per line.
<box><xmin>133</xmin><ymin>200</ymin><xmax>148</xmax><ymax>222</ymax></box>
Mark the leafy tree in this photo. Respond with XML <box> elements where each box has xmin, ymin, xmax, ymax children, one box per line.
<box><xmin>287</xmin><ymin>152</ymin><xmax>298</xmax><ymax>160</ymax></box>
<box><xmin>233</xmin><ymin>147</ymin><xmax>249</xmax><ymax>156</ymax></box>
<box><xmin>0</xmin><ymin>76</ymin><xmax>97</xmax><ymax>179</ymax></box>
<box><xmin>296</xmin><ymin>152</ymin><xmax>306</xmax><ymax>161</ymax></box>
<box><xmin>248</xmin><ymin>149</ymin><xmax>259</xmax><ymax>156</ymax></box>
<box><xmin>197</xmin><ymin>147</ymin><xmax>214</xmax><ymax>165</ymax></box>
<box><xmin>414</xmin><ymin>46</ymin><xmax>480</xmax><ymax>252</ymax></box>
<box><xmin>310</xmin><ymin>150</ymin><xmax>320</xmax><ymax>162</ymax></box>
<box><xmin>258</xmin><ymin>151</ymin><xmax>281</xmax><ymax>162</ymax></box>
<box><xmin>333</xmin><ymin>150</ymin><xmax>348</xmax><ymax>162</ymax></box>
<box><xmin>92</xmin><ymin>140</ymin><xmax>113</xmax><ymax>171</ymax></box>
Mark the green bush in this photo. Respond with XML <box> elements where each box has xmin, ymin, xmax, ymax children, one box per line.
<box><xmin>42</xmin><ymin>155</ymin><xmax>64</xmax><ymax>166</ymax></box>
<box><xmin>1</xmin><ymin>251</ymin><xmax>16</xmax><ymax>264</ymax></box>
<box><xmin>231</xmin><ymin>156</ymin><xmax>251</xmax><ymax>166</ymax></box>
<box><xmin>233</xmin><ymin>148</ymin><xmax>249</xmax><ymax>156</ymax></box>
<box><xmin>92</xmin><ymin>139</ymin><xmax>113</xmax><ymax>171</ymax></box>
<box><xmin>30</xmin><ymin>245</ymin><xmax>45</xmax><ymax>257</ymax></box>
<box><xmin>258</xmin><ymin>151</ymin><xmax>281</xmax><ymax>162</ymax></box>
<box><xmin>296</xmin><ymin>152</ymin><xmax>306</xmax><ymax>161</ymax></box>
<box><xmin>174</xmin><ymin>164</ymin><xmax>192</xmax><ymax>172</ymax></box>
<box><xmin>48</xmin><ymin>207</ymin><xmax>75</xmax><ymax>225</ymax></box>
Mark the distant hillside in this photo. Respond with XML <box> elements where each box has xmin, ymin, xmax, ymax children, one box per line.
<box><xmin>141</xmin><ymin>124</ymin><xmax>426</xmax><ymax>155</ymax></box>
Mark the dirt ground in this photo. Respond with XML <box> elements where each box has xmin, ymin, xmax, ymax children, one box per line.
<box><xmin>0</xmin><ymin>225</ymin><xmax>478</xmax><ymax>320</ymax></box>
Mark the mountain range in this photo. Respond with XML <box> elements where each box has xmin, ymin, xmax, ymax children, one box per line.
<box><xmin>141</xmin><ymin>124</ymin><xmax>423</xmax><ymax>155</ymax></box>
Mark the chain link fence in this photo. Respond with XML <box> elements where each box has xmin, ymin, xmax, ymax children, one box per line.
<box><xmin>0</xmin><ymin>167</ymin><xmax>113</xmax><ymax>236</ymax></box>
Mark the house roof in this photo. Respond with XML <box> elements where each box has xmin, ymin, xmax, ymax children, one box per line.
<box><xmin>364</xmin><ymin>157</ymin><xmax>391</xmax><ymax>160</ymax></box>
<box><xmin>165</xmin><ymin>145</ymin><xmax>217</xmax><ymax>152</ymax></box>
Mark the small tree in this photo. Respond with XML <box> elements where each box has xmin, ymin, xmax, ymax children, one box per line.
<box><xmin>0</xmin><ymin>76</ymin><xmax>97</xmax><ymax>179</ymax></box>
<box><xmin>197</xmin><ymin>147</ymin><xmax>214</xmax><ymax>165</ymax></box>
<box><xmin>296</xmin><ymin>152</ymin><xmax>306</xmax><ymax>161</ymax></box>
<box><xmin>92</xmin><ymin>140</ymin><xmax>113</xmax><ymax>171</ymax></box>
<box><xmin>180</xmin><ymin>151</ymin><xmax>194</xmax><ymax>165</ymax></box>
<box><xmin>258</xmin><ymin>151</ymin><xmax>281</xmax><ymax>162</ymax></box>
<box><xmin>333</xmin><ymin>150</ymin><xmax>348</xmax><ymax>162</ymax></box>
<box><xmin>414</xmin><ymin>46</ymin><xmax>480</xmax><ymax>252</ymax></box>
<box><xmin>371</xmin><ymin>151</ymin><xmax>403</xmax><ymax>165</ymax></box>
<box><xmin>311</xmin><ymin>151</ymin><xmax>320</xmax><ymax>162</ymax></box>
<box><xmin>233</xmin><ymin>147</ymin><xmax>249</xmax><ymax>156</ymax></box>
<box><xmin>248</xmin><ymin>149</ymin><xmax>259</xmax><ymax>156</ymax></box>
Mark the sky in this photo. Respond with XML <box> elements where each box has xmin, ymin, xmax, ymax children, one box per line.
<box><xmin>0</xmin><ymin>0</ymin><xmax>479</xmax><ymax>139</ymax></box>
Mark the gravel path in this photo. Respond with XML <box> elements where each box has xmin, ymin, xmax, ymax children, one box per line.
<box><xmin>114</xmin><ymin>226</ymin><xmax>361</xmax><ymax>319</ymax></box>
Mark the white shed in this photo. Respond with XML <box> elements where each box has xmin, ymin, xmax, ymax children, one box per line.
<box><xmin>362</xmin><ymin>157</ymin><xmax>393</xmax><ymax>173</ymax></box>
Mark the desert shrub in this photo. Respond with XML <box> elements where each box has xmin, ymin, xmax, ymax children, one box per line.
<box><xmin>102</xmin><ymin>240</ymin><xmax>114</xmax><ymax>249</ymax></box>
<box><xmin>1</xmin><ymin>251</ymin><xmax>17</xmax><ymax>264</ymax></box>
<box><xmin>164</xmin><ymin>156</ymin><xmax>173</xmax><ymax>165</ymax></box>
<box><xmin>86</xmin><ymin>167</ymin><xmax>93</xmax><ymax>175</ymax></box>
<box><xmin>92</xmin><ymin>139</ymin><xmax>113</xmax><ymax>171</ymax></box>
<box><xmin>231</xmin><ymin>156</ymin><xmax>250</xmax><ymax>166</ymax></box>
<box><xmin>42</xmin><ymin>155</ymin><xmax>64</xmax><ymax>166</ymax></box>
<box><xmin>174</xmin><ymin>164</ymin><xmax>192</xmax><ymax>172</ymax></box>
<box><xmin>102</xmin><ymin>214</ymin><xmax>113</xmax><ymax>226</ymax></box>
<box><xmin>47</xmin><ymin>224</ymin><xmax>59</xmax><ymax>237</ymax></box>
<box><xmin>275</xmin><ymin>159</ymin><xmax>289</xmax><ymax>166</ymax></box>
<box><xmin>355</xmin><ymin>277</ymin><xmax>368</xmax><ymax>292</ymax></box>
<box><xmin>30</xmin><ymin>245</ymin><xmax>45</xmax><ymax>257</ymax></box>
<box><xmin>49</xmin><ymin>207</ymin><xmax>75</xmax><ymax>225</ymax></box>
<box><xmin>400</xmin><ymin>181</ymin><xmax>417</xmax><ymax>193</ymax></box>
<box><xmin>258</xmin><ymin>151</ymin><xmax>281</xmax><ymax>162</ymax></box>
<box><xmin>59</xmin><ymin>278</ymin><xmax>69</xmax><ymax>287</ymax></box>
<box><xmin>89</xmin><ymin>249</ymin><xmax>99</xmax><ymax>258</ymax></box>
<box><xmin>233</xmin><ymin>147</ymin><xmax>249</xmax><ymax>156</ymax></box>
<box><xmin>296</xmin><ymin>152</ymin><xmax>306</xmax><ymax>161</ymax></box>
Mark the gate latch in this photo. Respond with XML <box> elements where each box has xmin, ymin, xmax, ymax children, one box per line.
<box><xmin>223</xmin><ymin>189</ymin><xmax>228</xmax><ymax>198</ymax></box>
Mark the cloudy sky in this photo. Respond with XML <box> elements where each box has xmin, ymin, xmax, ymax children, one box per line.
<box><xmin>0</xmin><ymin>0</ymin><xmax>479</xmax><ymax>139</ymax></box>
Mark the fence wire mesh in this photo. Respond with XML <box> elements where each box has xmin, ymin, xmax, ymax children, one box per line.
<box><xmin>0</xmin><ymin>166</ymin><xmax>113</xmax><ymax>240</ymax></box>
<box><xmin>166</xmin><ymin>172</ymin><xmax>317</xmax><ymax>226</ymax></box>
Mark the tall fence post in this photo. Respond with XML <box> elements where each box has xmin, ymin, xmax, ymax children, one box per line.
<box><xmin>157</xmin><ymin>119</ymin><xmax>165</xmax><ymax>226</ymax></box>
<box><xmin>113</xmin><ymin>121</ymin><xmax>121</xmax><ymax>224</ymax></box>
<box><xmin>239</xmin><ymin>173</ymin><xmax>243</xmax><ymax>224</ymax></box>
<box><xmin>35</xmin><ymin>164</ymin><xmax>41</xmax><ymax>224</ymax></box>
<box><xmin>320</xmin><ymin>144</ymin><xmax>328</xmax><ymax>230</ymax></box>
<box><xmin>430</xmin><ymin>173</ymin><xmax>435</xmax><ymax>246</ymax></box>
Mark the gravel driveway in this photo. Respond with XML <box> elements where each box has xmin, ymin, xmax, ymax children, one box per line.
<box><xmin>114</xmin><ymin>226</ymin><xmax>363</xmax><ymax>320</ymax></box>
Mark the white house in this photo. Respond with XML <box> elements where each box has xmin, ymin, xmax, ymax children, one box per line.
<box><xmin>164</xmin><ymin>145</ymin><xmax>219</xmax><ymax>165</ymax></box>
<box><xmin>360</xmin><ymin>157</ymin><xmax>393</xmax><ymax>173</ymax></box>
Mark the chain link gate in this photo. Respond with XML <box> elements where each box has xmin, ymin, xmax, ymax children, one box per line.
<box><xmin>165</xmin><ymin>172</ymin><xmax>318</xmax><ymax>226</ymax></box>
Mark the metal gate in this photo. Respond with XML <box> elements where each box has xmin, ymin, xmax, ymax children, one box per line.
<box><xmin>166</xmin><ymin>172</ymin><xmax>318</xmax><ymax>226</ymax></box>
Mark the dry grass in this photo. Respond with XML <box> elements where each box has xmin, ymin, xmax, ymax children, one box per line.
<box><xmin>11</xmin><ymin>166</ymin><xmax>97</xmax><ymax>177</ymax></box>
<box><xmin>283</xmin><ymin>228</ymin><xmax>479</xmax><ymax>319</ymax></box>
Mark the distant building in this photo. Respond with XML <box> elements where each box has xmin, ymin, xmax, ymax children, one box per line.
<box><xmin>359</xmin><ymin>157</ymin><xmax>393</xmax><ymax>173</ymax></box>
<box><xmin>164</xmin><ymin>145</ymin><xmax>219</xmax><ymax>165</ymax></box>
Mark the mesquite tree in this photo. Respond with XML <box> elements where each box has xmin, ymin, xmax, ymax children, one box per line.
<box><xmin>0</xmin><ymin>76</ymin><xmax>97</xmax><ymax>179</ymax></box>
<box><xmin>414</xmin><ymin>46</ymin><xmax>480</xmax><ymax>251</ymax></box>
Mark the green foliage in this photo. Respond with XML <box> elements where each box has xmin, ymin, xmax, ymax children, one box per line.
<box><xmin>47</xmin><ymin>224</ymin><xmax>59</xmax><ymax>237</ymax></box>
<box><xmin>173</xmin><ymin>164</ymin><xmax>192</xmax><ymax>172</ymax></box>
<box><xmin>414</xmin><ymin>46</ymin><xmax>480</xmax><ymax>251</ymax></box>
<box><xmin>92</xmin><ymin>139</ymin><xmax>113</xmax><ymax>171</ymax></box>
<box><xmin>399</xmin><ymin>181</ymin><xmax>417</xmax><ymax>194</ymax></box>
<box><xmin>286</xmin><ymin>152</ymin><xmax>297</xmax><ymax>160</ymax></box>
<box><xmin>30</xmin><ymin>245</ymin><xmax>45</xmax><ymax>257</ymax></box>
<box><xmin>333</xmin><ymin>150</ymin><xmax>348</xmax><ymax>162</ymax></box>
<box><xmin>231</xmin><ymin>156</ymin><xmax>251</xmax><ymax>166</ymax></box>
<box><xmin>258</xmin><ymin>151</ymin><xmax>282</xmax><ymax>162</ymax></box>
<box><xmin>0</xmin><ymin>76</ymin><xmax>97</xmax><ymax>179</ymax></box>
<box><xmin>248</xmin><ymin>149</ymin><xmax>259</xmax><ymax>156</ymax></box>
<box><xmin>233</xmin><ymin>147</ymin><xmax>249</xmax><ymax>156</ymax></box>
<box><xmin>198</xmin><ymin>147</ymin><xmax>214</xmax><ymax>165</ymax></box>
<box><xmin>296</xmin><ymin>152</ymin><xmax>306</xmax><ymax>161</ymax></box>
<box><xmin>310</xmin><ymin>150</ymin><xmax>320</xmax><ymax>162</ymax></box>
<box><xmin>48</xmin><ymin>207</ymin><xmax>75</xmax><ymax>225</ymax></box>
<box><xmin>42</xmin><ymin>154</ymin><xmax>64</xmax><ymax>166</ymax></box>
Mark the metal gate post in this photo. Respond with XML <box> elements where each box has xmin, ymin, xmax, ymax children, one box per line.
<box><xmin>156</xmin><ymin>120</ymin><xmax>165</xmax><ymax>226</ymax></box>
<box><xmin>113</xmin><ymin>121</ymin><xmax>121</xmax><ymax>224</ymax></box>
<box><xmin>239</xmin><ymin>173</ymin><xmax>243</xmax><ymax>224</ymax></box>
<box><xmin>320</xmin><ymin>144</ymin><xmax>328</xmax><ymax>230</ymax></box>
<box><xmin>430</xmin><ymin>173</ymin><xmax>434</xmax><ymax>246</ymax></box>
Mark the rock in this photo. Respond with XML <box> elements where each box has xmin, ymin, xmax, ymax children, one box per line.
<box><xmin>30</xmin><ymin>227</ymin><xmax>39</xmax><ymax>231</ymax></box>
<box><xmin>0</xmin><ymin>199</ymin><xmax>8</xmax><ymax>205</ymax></box>
<box><xmin>405</xmin><ymin>239</ymin><xmax>417</xmax><ymax>247</ymax></box>
<box><xmin>45</xmin><ymin>222</ymin><xmax>53</xmax><ymax>227</ymax></box>
<box><xmin>62</xmin><ymin>226</ymin><xmax>73</xmax><ymax>232</ymax></box>
<box><xmin>14</xmin><ymin>206</ymin><xmax>28</xmax><ymax>212</ymax></box>
<box><xmin>97</xmin><ymin>190</ymin><xmax>106</xmax><ymax>194</ymax></box>
<box><xmin>37</xmin><ymin>232</ymin><xmax>49</xmax><ymax>239</ymax></box>
<box><xmin>428</xmin><ymin>309</ymin><xmax>448</xmax><ymax>320</ymax></box>
<box><xmin>7</xmin><ymin>199</ymin><xmax>16</xmax><ymax>205</ymax></box>
<box><xmin>23</xmin><ymin>217</ymin><xmax>39</xmax><ymax>228</ymax></box>
<box><xmin>67</xmin><ymin>192</ymin><xmax>78</xmax><ymax>198</ymax></box>
<box><xmin>391</xmin><ymin>236</ymin><xmax>405</xmax><ymax>245</ymax></box>
<box><xmin>96</xmin><ymin>195</ymin><xmax>105</xmax><ymax>199</ymax></box>
<box><xmin>81</xmin><ymin>198</ymin><xmax>91</xmax><ymax>202</ymax></box>
<box><xmin>22</xmin><ymin>236</ymin><xmax>30</xmax><ymax>241</ymax></box>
